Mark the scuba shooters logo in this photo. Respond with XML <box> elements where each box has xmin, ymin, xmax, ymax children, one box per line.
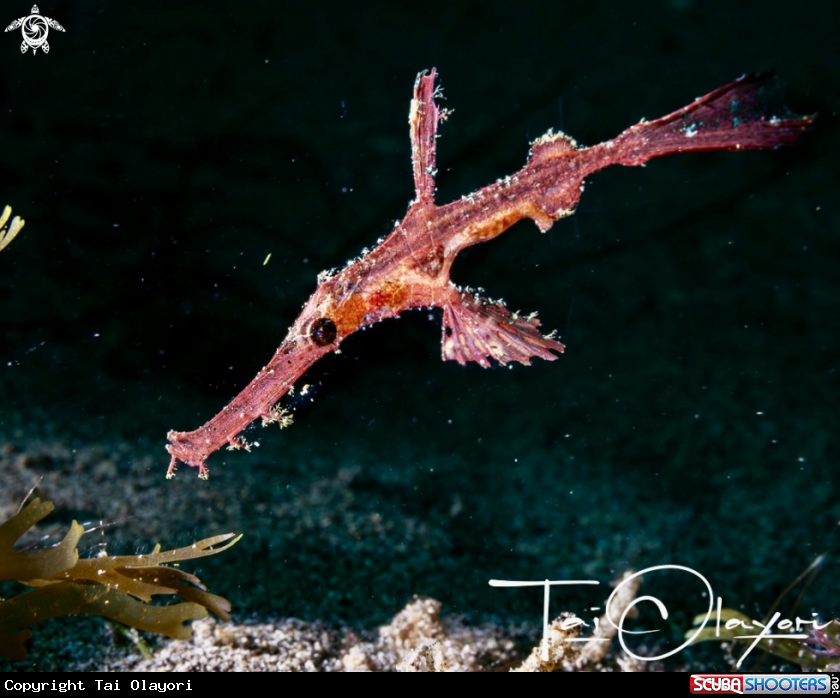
<box><xmin>690</xmin><ymin>674</ymin><xmax>834</xmax><ymax>694</ymax></box>
<box><xmin>4</xmin><ymin>5</ymin><xmax>65</xmax><ymax>55</ymax></box>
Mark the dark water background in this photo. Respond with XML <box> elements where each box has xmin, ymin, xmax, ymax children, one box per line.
<box><xmin>0</xmin><ymin>0</ymin><xmax>837</xmax><ymax>669</ymax></box>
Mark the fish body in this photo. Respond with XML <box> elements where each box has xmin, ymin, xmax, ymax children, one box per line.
<box><xmin>166</xmin><ymin>69</ymin><xmax>812</xmax><ymax>479</ymax></box>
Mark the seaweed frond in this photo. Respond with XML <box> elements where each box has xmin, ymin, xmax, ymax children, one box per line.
<box><xmin>685</xmin><ymin>553</ymin><xmax>837</xmax><ymax>671</ymax></box>
<box><xmin>0</xmin><ymin>497</ymin><xmax>241</xmax><ymax>661</ymax></box>
<box><xmin>686</xmin><ymin>608</ymin><xmax>840</xmax><ymax>672</ymax></box>
<box><xmin>0</xmin><ymin>205</ymin><xmax>24</xmax><ymax>253</ymax></box>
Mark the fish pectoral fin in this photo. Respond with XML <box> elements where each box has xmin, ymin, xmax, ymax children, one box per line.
<box><xmin>441</xmin><ymin>290</ymin><xmax>565</xmax><ymax>367</ymax></box>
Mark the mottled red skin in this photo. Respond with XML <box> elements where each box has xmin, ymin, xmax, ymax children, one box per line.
<box><xmin>166</xmin><ymin>69</ymin><xmax>812</xmax><ymax>479</ymax></box>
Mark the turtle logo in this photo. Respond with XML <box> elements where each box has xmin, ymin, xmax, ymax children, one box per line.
<box><xmin>5</xmin><ymin>5</ymin><xmax>65</xmax><ymax>55</ymax></box>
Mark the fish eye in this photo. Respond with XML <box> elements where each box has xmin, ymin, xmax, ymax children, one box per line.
<box><xmin>309</xmin><ymin>317</ymin><xmax>337</xmax><ymax>346</ymax></box>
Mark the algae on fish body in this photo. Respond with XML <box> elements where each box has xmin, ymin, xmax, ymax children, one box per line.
<box><xmin>0</xmin><ymin>497</ymin><xmax>241</xmax><ymax>661</ymax></box>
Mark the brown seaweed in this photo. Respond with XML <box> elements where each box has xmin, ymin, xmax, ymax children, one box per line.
<box><xmin>0</xmin><ymin>497</ymin><xmax>241</xmax><ymax>661</ymax></box>
<box><xmin>0</xmin><ymin>204</ymin><xmax>24</xmax><ymax>253</ymax></box>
